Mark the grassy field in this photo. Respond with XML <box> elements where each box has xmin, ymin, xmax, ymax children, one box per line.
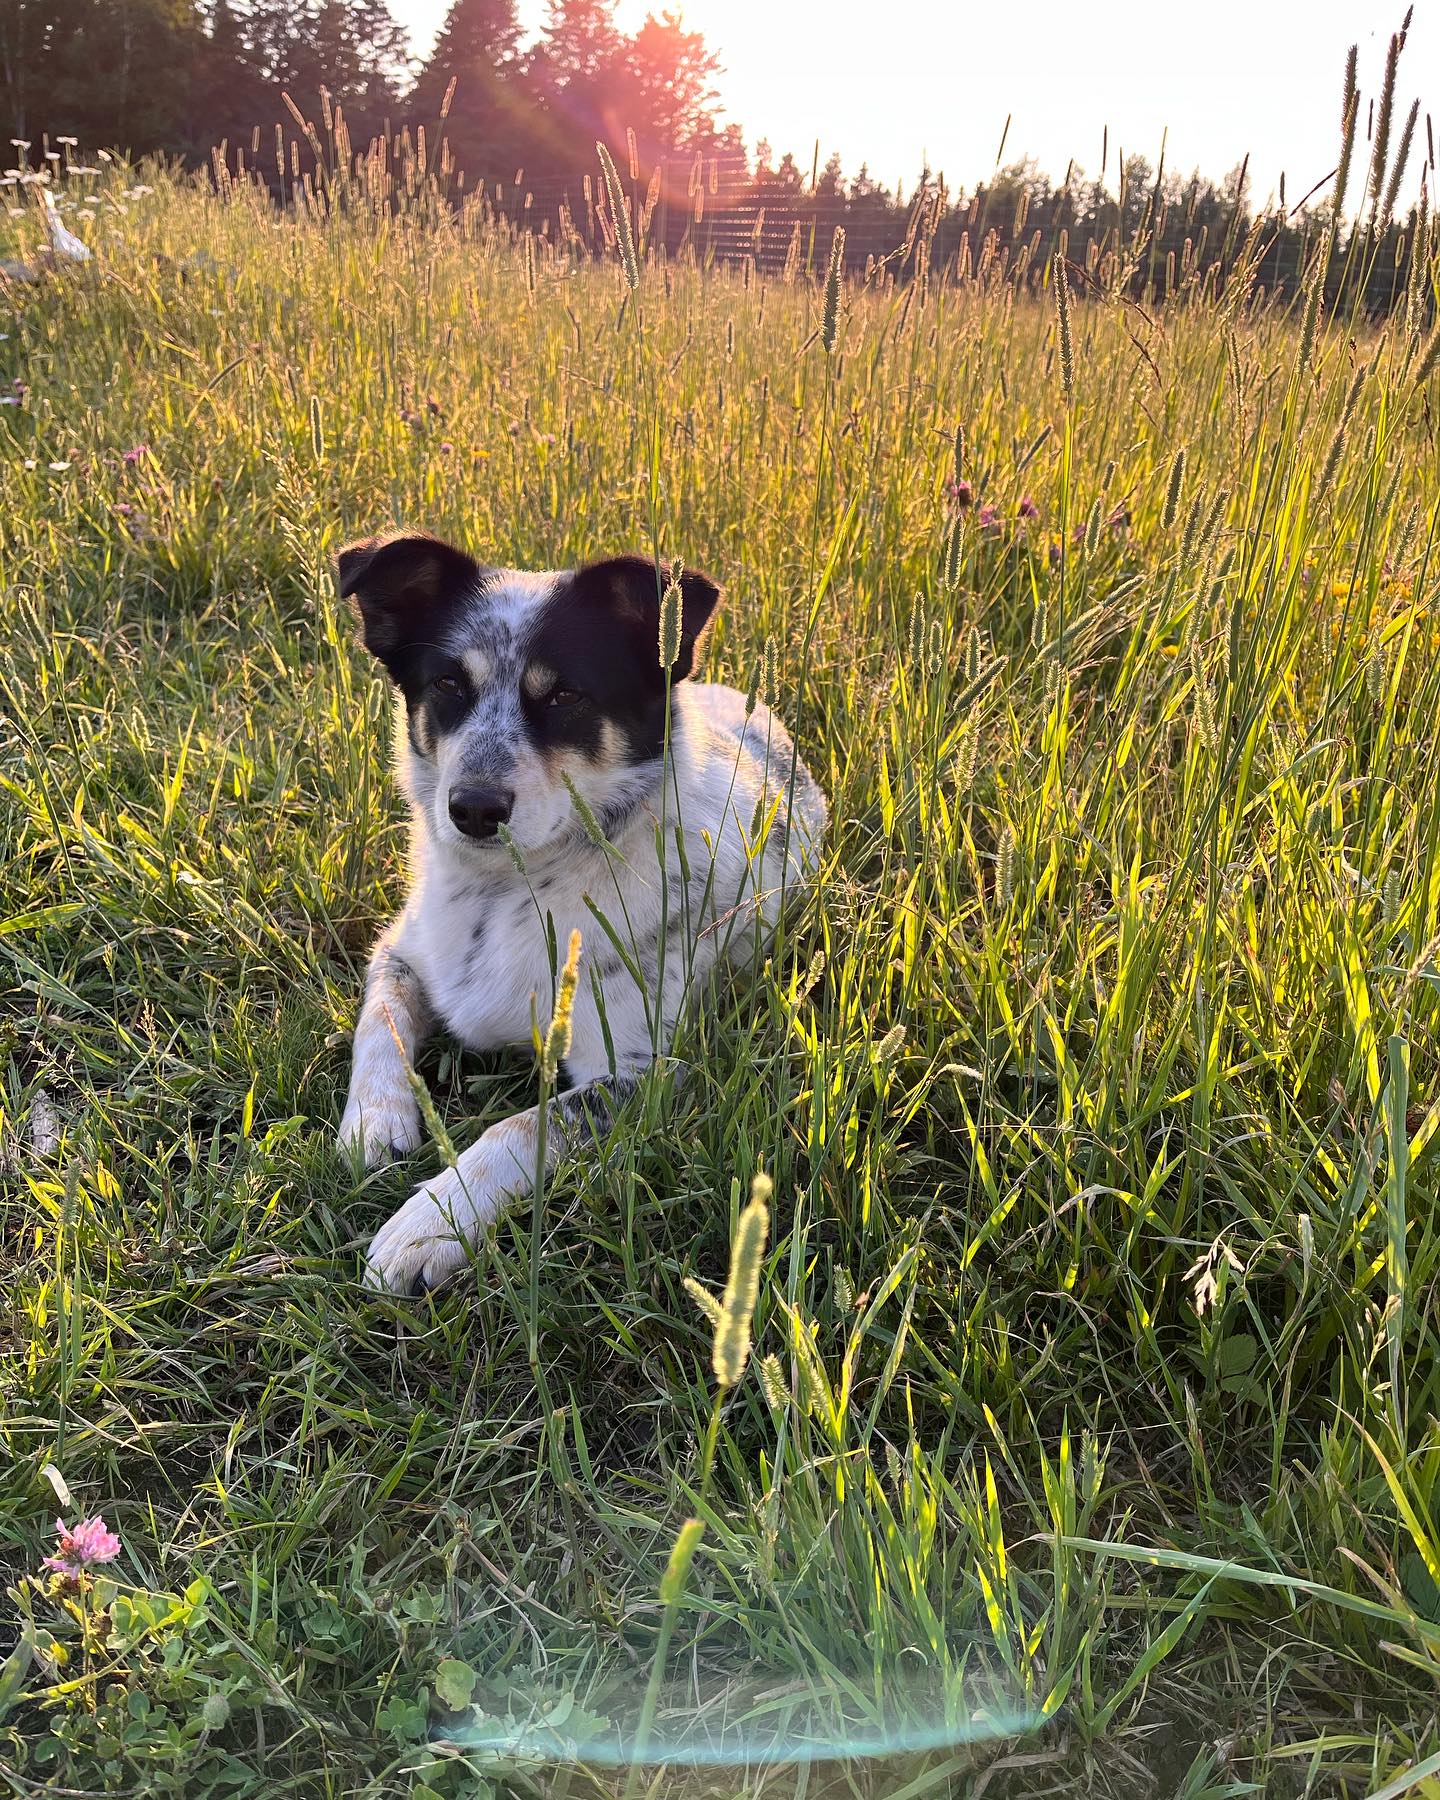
<box><xmin>3</xmin><ymin>125</ymin><xmax>1440</xmax><ymax>1799</ymax></box>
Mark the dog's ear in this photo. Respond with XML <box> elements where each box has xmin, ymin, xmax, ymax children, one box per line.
<box><xmin>571</xmin><ymin>556</ymin><xmax>721</xmax><ymax>682</ymax></box>
<box><xmin>336</xmin><ymin>532</ymin><xmax>480</xmax><ymax>670</ymax></box>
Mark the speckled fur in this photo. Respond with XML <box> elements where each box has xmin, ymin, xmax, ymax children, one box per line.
<box><xmin>336</xmin><ymin>548</ymin><xmax>827</xmax><ymax>1293</ymax></box>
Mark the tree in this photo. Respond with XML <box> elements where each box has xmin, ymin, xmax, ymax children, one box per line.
<box><xmin>522</xmin><ymin>0</ymin><xmax>624</xmax><ymax>176</ymax></box>
<box><xmin>198</xmin><ymin>0</ymin><xmax>409</xmax><ymax>147</ymax></box>
<box><xmin>618</xmin><ymin>10</ymin><xmax>722</xmax><ymax>162</ymax></box>
<box><xmin>413</xmin><ymin>0</ymin><xmax>527</xmax><ymax>180</ymax></box>
<box><xmin>2</xmin><ymin>0</ymin><xmax>209</xmax><ymax>157</ymax></box>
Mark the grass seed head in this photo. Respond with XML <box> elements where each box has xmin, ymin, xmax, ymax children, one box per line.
<box><xmin>658</xmin><ymin>1518</ymin><xmax>705</xmax><ymax>1605</ymax></box>
<box><xmin>1190</xmin><ymin>642</ymin><xmax>1220</xmax><ymax>754</ymax></box>
<box><xmin>997</xmin><ymin>827</ymin><xmax>1018</xmax><ymax>908</ymax></box>
<box><xmin>1053</xmin><ymin>252</ymin><xmax>1074</xmax><ymax>400</ymax></box>
<box><xmin>683</xmin><ymin>1275</ymin><xmax>722</xmax><ymax>1328</ymax></box>
<box><xmin>562</xmin><ymin>771</ymin><xmax>609</xmax><ymax>848</ymax></box>
<box><xmin>713</xmin><ymin>1177</ymin><xmax>771</xmax><ymax>1389</ymax></box>
<box><xmin>541</xmin><ymin>929</ymin><xmax>583</xmax><ymax>1083</ymax></box>
<box><xmin>658</xmin><ymin>561</ymin><xmax>684</xmax><ymax>670</ymax></box>
<box><xmin>821</xmin><ymin>225</ymin><xmax>845</xmax><ymax>353</ymax></box>
<box><xmin>596</xmin><ymin>141</ymin><xmax>639</xmax><ymax>289</ymax></box>
<box><xmin>1334</xmin><ymin>49</ymin><xmax>1359</xmax><ymax>222</ymax></box>
<box><xmin>759</xmin><ymin>1353</ymin><xmax>788</xmax><ymax>1412</ymax></box>
<box><xmin>1163</xmin><ymin>446</ymin><xmax>1187</xmax><ymax>530</ymax></box>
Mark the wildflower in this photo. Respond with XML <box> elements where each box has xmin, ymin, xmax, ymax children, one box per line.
<box><xmin>122</xmin><ymin>443</ymin><xmax>148</xmax><ymax>466</ymax></box>
<box><xmin>977</xmin><ymin>503</ymin><xmax>1002</xmax><ymax>534</ymax></box>
<box><xmin>438</xmin><ymin>441</ymin><xmax>454</xmax><ymax>454</ymax></box>
<box><xmin>48</xmin><ymin>461</ymin><xmax>72</xmax><ymax>473</ymax></box>
<box><xmin>1048</xmin><ymin>537</ymin><xmax>1062</xmax><ymax>566</ymax></box>
<box><xmin>540</xmin><ymin>432</ymin><xmax>556</xmax><ymax>445</ymax></box>
<box><xmin>55</xmin><ymin>136</ymin><xmax>78</xmax><ymax>148</ymax></box>
<box><xmin>12</xmin><ymin>378</ymin><xmax>27</xmax><ymax>394</ymax></box>
<box><xmin>113</xmin><ymin>501</ymin><xmax>135</xmax><ymax>517</ymax></box>
<box><xmin>1018</xmin><ymin>495</ymin><xmax>1040</xmax><ymax>521</ymax></box>
<box><xmin>0</xmin><ymin>396</ymin><xmax>18</xmax><ymax>406</ymax></box>
<box><xmin>43</xmin><ymin>1514</ymin><xmax>121</xmax><ymax>1575</ymax></box>
<box><xmin>946</xmin><ymin>478</ymin><xmax>973</xmax><ymax>508</ymax></box>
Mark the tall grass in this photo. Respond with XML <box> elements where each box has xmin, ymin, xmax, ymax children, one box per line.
<box><xmin>2</xmin><ymin>52</ymin><xmax>1440</xmax><ymax>1794</ymax></box>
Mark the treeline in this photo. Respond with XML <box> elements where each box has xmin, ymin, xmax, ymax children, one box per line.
<box><xmin>3</xmin><ymin>0</ymin><xmax>1433</xmax><ymax>316</ymax></box>
<box><xmin>0</xmin><ymin>0</ymin><xmax>736</xmax><ymax>181</ymax></box>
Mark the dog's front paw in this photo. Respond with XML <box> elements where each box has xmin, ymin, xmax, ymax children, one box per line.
<box><xmin>338</xmin><ymin>1089</ymin><xmax>424</xmax><ymax>1169</ymax></box>
<box><xmin>364</xmin><ymin>1164</ymin><xmax>492</xmax><ymax>1294</ymax></box>
<box><xmin>364</xmin><ymin>1119</ymin><xmax>536</xmax><ymax>1295</ymax></box>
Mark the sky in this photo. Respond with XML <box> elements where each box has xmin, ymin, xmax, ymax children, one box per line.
<box><xmin>391</xmin><ymin>0</ymin><xmax>1434</xmax><ymax>208</ymax></box>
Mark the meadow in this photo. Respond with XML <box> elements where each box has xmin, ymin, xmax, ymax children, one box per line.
<box><xmin>2</xmin><ymin>121</ymin><xmax>1440</xmax><ymax>1799</ymax></box>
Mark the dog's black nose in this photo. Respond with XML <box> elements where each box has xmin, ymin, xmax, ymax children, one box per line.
<box><xmin>448</xmin><ymin>785</ymin><xmax>514</xmax><ymax>840</ymax></box>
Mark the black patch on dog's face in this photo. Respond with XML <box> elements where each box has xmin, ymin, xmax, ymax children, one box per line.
<box><xmin>337</xmin><ymin>532</ymin><xmax>491</xmax><ymax>751</ymax></box>
<box><xmin>524</xmin><ymin>557</ymin><xmax>720</xmax><ymax>766</ymax></box>
<box><xmin>337</xmin><ymin>532</ymin><xmax>482</xmax><ymax>682</ymax></box>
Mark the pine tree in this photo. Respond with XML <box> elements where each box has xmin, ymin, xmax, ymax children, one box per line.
<box><xmin>523</xmin><ymin>0</ymin><xmax>623</xmax><ymax>176</ymax></box>
<box><xmin>412</xmin><ymin>0</ymin><xmax>525</xmax><ymax>180</ymax></box>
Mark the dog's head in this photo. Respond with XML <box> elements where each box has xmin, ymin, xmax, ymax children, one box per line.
<box><xmin>337</xmin><ymin>533</ymin><xmax>720</xmax><ymax>858</ymax></box>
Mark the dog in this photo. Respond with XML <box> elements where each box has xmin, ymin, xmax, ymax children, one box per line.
<box><xmin>335</xmin><ymin>532</ymin><xmax>828</xmax><ymax>1293</ymax></box>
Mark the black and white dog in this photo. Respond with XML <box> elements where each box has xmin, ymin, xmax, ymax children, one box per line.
<box><xmin>335</xmin><ymin>533</ymin><xmax>827</xmax><ymax>1293</ymax></box>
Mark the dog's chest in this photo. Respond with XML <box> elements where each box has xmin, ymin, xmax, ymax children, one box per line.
<box><xmin>407</xmin><ymin>873</ymin><xmax>560</xmax><ymax>1049</ymax></box>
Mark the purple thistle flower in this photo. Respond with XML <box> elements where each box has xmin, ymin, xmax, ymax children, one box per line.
<box><xmin>946</xmin><ymin>478</ymin><xmax>973</xmax><ymax>509</ymax></box>
<box><xmin>122</xmin><ymin>443</ymin><xmax>148</xmax><ymax>466</ymax></box>
<box><xmin>1018</xmin><ymin>495</ymin><xmax>1040</xmax><ymax>521</ymax></box>
<box><xmin>112</xmin><ymin>501</ymin><xmax>135</xmax><ymax>517</ymax></box>
<box><xmin>977</xmin><ymin>503</ymin><xmax>1002</xmax><ymax>534</ymax></box>
<box><xmin>438</xmin><ymin>441</ymin><xmax>454</xmax><ymax>454</ymax></box>
<box><xmin>43</xmin><ymin>1515</ymin><xmax>121</xmax><ymax>1575</ymax></box>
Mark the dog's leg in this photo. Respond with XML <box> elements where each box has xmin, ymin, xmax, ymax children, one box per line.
<box><xmin>363</xmin><ymin>1039</ymin><xmax>655</xmax><ymax>1294</ymax></box>
<box><xmin>338</xmin><ymin>934</ymin><xmax>433</xmax><ymax>1168</ymax></box>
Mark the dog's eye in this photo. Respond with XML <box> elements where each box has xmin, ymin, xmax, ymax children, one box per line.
<box><xmin>432</xmin><ymin>675</ymin><xmax>466</xmax><ymax>699</ymax></box>
<box><xmin>546</xmin><ymin>687</ymin><xmax>584</xmax><ymax>708</ymax></box>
